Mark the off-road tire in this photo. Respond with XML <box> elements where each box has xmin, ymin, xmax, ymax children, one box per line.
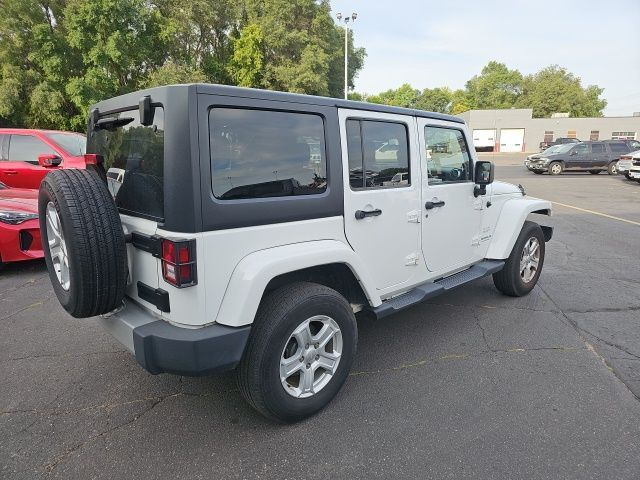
<box><xmin>548</xmin><ymin>162</ymin><xmax>563</xmax><ymax>175</ymax></box>
<box><xmin>38</xmin><ymin>169</ymin><xmax>127</xmax><ymax>318</ymax></box>
<box><xmin>607</xmin><ymin>162</ymin><xmax>618</xmax><ymax>175</ymax></box>
<box><xmin>237</xmin><ymin>282</ymin><xmax>357</xmax><ymax>423</ymax></box>
<box><xmin>493</xmin><ymin>221</ymin><xmax>546</xmax><ymax>297</ymax></box>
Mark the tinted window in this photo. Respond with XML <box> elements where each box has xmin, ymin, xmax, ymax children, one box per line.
<box><xmin>609</xmin><ymin>143</ymin><xmax>629</xmax><ymax>153</ymax></box>
<box><xmin>8</xmin><ymin>135</ymin><xmax>56</xmax><ymax>164</ymax></box>
<box><xmin>209</xmin><ymin>108</ymin><xmax>326</xmax><ymax>200</ymax></box>
<box><xmin>572</xmin><ymin>144</ymin><xmax>589</xmax><ymax>155</ymax></box>
<box><xmin>425</xmin><ymin>126</ymin><xmax>471</xmax><ymax>184</ymax></box>
<box><xmin>45</xmin><ymin>132</ymin><xmax>86</xmax><ymax>156</ymax></box>
<box><xmin>346</xmin><ymin>119</ymin><xmax>409</xmax><ymax>188</ymax></box>
<box><xmin>591</xmin><ymin>143</ymin><xmax>605</xmax><ymax>153</ymax></box>
<box><xmin>89</xmin><ymin>107</ymin><xmax>165</xmax><ymax>221</ymax></box>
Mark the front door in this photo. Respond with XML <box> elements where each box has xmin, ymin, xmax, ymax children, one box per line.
<box><xmin>1</xmin><ymin>135</ymin><xmax>58</xmax><ymax>188</ymax></box>
<box><xmin>340</xmin><ymin>109</ymin><xmax>422</xmax><ymax>294</ymax></box>
<box><xmin>418</xmin><ymin>120</ymin><xmax>484</xmax><ymax>273</ymax></box>
<box><xmin>566</xmin><ymin>143</ymin><xmax>590</xmax><ymax>170</ymax></box>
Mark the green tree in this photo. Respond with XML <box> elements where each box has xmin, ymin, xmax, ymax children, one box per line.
<box><xmin>464</xmin><ymin>61</ymin><xmax>523</xmax><ymax>110</ymax></box>
<box><xmin>229</xmin><ymin>23</ymin><xmax>264</xmax><ymax>87</ymax></box>
<box><xmin>516</xmin><ymin>65</ymin><xmax>607</xmax><ymax>117</ymax></box>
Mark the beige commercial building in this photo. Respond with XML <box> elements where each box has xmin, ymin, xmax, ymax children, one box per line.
<box><xmin>457</xmin><ymin>108</ymin><xmax>640</xmax><ymax>153</ymax></box>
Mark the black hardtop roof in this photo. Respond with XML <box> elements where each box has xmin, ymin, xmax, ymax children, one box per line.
<box><xmin>92</xmin><ymin>83</ymin><xmax>465</xmax><ymax>125</ymax></box>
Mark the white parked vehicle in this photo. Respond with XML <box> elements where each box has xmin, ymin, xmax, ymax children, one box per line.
<box><xmin>38</xmin><ymin>85</ymin><xmax>553</xmax><ymax>422</ymax></box>
<box><xmin>617</xmin><ymin>150</ymin><xmax>640</xmax><ymax>180</ymax></box>
<box><xmin>106</xmin><ymin>167</ymin><xmax>125</xmax><ymax>197</ymax></box>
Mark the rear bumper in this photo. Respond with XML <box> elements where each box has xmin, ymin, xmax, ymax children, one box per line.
<box><xmin>99</xmin><ymin>299</ymin><xmax>250</xmax><ymax>376</ymax></box>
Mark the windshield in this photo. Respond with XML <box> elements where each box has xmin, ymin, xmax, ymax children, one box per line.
<box><xmin>45</xmin><ymin>132</ymin><xmax>86</xmax><ymax>156</ymax></box>
<box><xmin>543</xmin><ymin>145</ymin><xmax>564</xmax><ymax>155</ymax></box>
<box><xmin>551</xmin><ymin>144</ymin><xmax>575</xmax><ymax>154</ymax></box>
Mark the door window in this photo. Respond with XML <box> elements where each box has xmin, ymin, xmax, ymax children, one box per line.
<box><xmin>424</xmin><ymin>126</ymin><xmax>471</xmax><ymax>185</ymax></box>
<box><xmin>609</xmin><ymin>142</ymin><xmax>629</xmax><ymax>153</ymax></box>
<box><xmin>346</xmin><ymin>119</ymin><xmax>409</xmax><ymax>189</ymax></box>
<box><xmin>8</xmin><ymin>135</ymin><xmax>56</xmax><ymax>165</ymax></box>
<box><xmin>591</xmin><ymin>143</ymin><xmax>605</xmax><ymax>153</ymax></box>
<box><xmin>572</xmin><ymin>144</ymin><xmax>589</xmax><ymax>155</ymax></box>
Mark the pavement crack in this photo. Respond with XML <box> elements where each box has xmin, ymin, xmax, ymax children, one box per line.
<box><xmin>42</xmin><ymin>395</ymin><xmax>173</xmax><ymax>474</ymax></box>
<box><xmin>564</xmin><ymin>305</ymin><xmax>640</xmax><ymax>315</ymax></box>
<box><xmin>537</xmin><ymin>281</ymin><xmax>640</xmax><ymax>403</ymax></box>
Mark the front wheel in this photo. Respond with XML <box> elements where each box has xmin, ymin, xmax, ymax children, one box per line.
<box><xmin>237</xmin><ymin>282</ymin><xmax>357</xmax><ymax>422</ymax></box>
<box><xmin>493</xmin><ymin>221</ymin><xmax>546</xmax><ymax>297</ymax></box>
<box><xmin>589</xmin><ymin>170</ymin><xmax>601</xmax><ymax>175</ymax></box>
<box><xmin>607</xmin><ymin>162</ymin><xmax>618</xmax><ymax>175</ymax></box>
<box><xmin>548</xmin><ymin>162</ymin><xmax>563</xmax><ymax>175</ymax></box>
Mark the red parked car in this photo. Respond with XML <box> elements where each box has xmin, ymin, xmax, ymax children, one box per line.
<box><xmin>0</xmin><ymin>181</ymin><xmax>43</xmax><ymax>268</ymax></box>
<box><xmin>0</xmin><ymin>129</ymin><xmax>87</xmax><ymax>189</ymax></box>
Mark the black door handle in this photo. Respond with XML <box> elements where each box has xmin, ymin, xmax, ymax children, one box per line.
<box><xmin>355</xmin><ymin>209</ymin><xmax>382</xmax><ymax>220</ymax></box>
<box><xmin>425</xmin><ymin>200</ymin><xmax>445</xmax><ymax>209</ymax></box>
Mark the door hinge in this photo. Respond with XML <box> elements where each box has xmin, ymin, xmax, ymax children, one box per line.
<box><xmin>406</xmin><ymin>210</ymin><xmax>421</xmax><ymax>223</ymax></box>
<box><xmin>405</xmin><ymin>252</ymin><xmax>420</xmax><ymax>266</ymax></box>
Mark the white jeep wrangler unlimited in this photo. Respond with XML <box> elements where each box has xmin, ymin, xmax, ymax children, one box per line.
<box><xmin>38</xmin><ymin>84</ymin><xmax>552</xmax><ymax>422</ymax></box>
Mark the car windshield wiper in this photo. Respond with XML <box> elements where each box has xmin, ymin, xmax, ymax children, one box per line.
<box><xmin>94</xmin><ymin>117</ymin><xmax>134</xmax><ymax>131</ymax></box>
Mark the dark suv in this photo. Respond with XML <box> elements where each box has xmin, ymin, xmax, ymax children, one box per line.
<box><xmin>526</xmin><ymin>141</ymin><xmax>632</xmax><ymax>175</ymax></box>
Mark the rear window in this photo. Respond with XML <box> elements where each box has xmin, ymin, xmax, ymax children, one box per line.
<box><xmin>45</xmin><ymin>132</ymin><xmax>86</xmax><ymax>156</ymax></box>
<box><xmin>609</xmin><ymin>142</ymin><xmax>629</xmax><ymax>153</ymax></box>
<box><xmin>88</xmin><ymin>107</ymin><xmax>164</xmax><ymax>221</ymax></box>
<box><xmin>209</xmin><ymin>108</ymin><xmax>327</xmax><ymax>200</ymax></box>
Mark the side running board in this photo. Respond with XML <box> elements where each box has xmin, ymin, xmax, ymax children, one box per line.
<box><xmin>370</xmin><ymin>260</ymin><xmax>505</xmax><ymax>320</ymax></box>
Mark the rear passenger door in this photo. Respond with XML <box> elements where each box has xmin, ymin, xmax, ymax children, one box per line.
<box><xmin>339</xmin><ymin>109</ymin><xmax>422</xmax><ymax>294</ymax></box>
<box><xmin>590</xmin><ymin>142</ymin><xmax>607</xmax><ymax>168</ymax></box>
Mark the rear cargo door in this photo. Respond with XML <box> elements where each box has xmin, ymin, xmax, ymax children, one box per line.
<box><xmin>87</xmin><ymin>106</ymin><xmax>166</xmax><ymax>309</ymax></box>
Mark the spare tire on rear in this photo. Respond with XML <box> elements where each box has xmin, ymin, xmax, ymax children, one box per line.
<box><xmin>39</xmin><ymin>169</ymin><xmax>128</xmax><ymax>318</ymax></box>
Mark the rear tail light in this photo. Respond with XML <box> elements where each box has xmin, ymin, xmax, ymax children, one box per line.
<box><xmin>161</xmin><ymin>239</ymin><xmax>197</xmax><ymax>288</ymax></box>
<box><xmin>84</xmin><ymin>154</ymin><xmax>104</xmax><ymax>165</ymax></box>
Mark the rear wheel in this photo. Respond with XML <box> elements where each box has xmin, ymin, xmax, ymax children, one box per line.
<box><xmin>237</xmin><ymin>282</ymin><xmax>357</xmax><ymax>423</ymax></box>
<box><xmin>38</xmin><ymin>169</ymin><xmax>128</xmax><ymax>318</ymax></box>
<box><xmin>607</xmin><ymin>162</ymin><xmax>618</xmax><ymax>175</ymax></box>
<box><xmin>548</xmin><ymin>162</ymin><xmax>563</xmax><ymax>175</ymax></box>
<box><xmin>493</xmin><ymin>221</ymin><xmax>546</xmax><ymax>297</ymax></box>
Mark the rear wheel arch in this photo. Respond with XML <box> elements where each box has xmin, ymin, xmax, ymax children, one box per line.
<box><xmin>263</xmin><ymin>263</ymin><xmax>369</xmax><ymax>309</ymax></box>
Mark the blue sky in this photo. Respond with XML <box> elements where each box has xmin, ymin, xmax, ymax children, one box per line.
<box><xmin>330</xmin><ymin>0</ymin><xmax>640</xmax><ymax>116</ymax></box>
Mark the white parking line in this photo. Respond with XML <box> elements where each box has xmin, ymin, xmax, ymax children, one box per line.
<box><xmin>551</xmin><ymin>201</ymin><xmax>640</xmax><ymax>227</ymax></box>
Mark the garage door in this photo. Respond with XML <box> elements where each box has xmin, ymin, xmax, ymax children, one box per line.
<box><xmin>472</xmin><ymin>129</ymin><xmax>496</xmax><ymax>152</ymax></box>
<box><xmin>499</xmin><ymin>128</ymin><xmax>525</xmax><ymax>152</ymax></box>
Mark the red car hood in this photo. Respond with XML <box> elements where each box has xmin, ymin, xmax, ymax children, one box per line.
<box><xmin>0</xmin><ymin>188</ymin><xmax>38</xmax><ymax>213</ymax></box>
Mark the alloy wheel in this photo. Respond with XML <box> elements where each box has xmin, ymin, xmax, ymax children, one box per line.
<box><xmin>520</xmin><ymin>237</ymin><xmax>540</xmax><ymax>284</ymax></box>
<box><xmin>45</xmin><ymin>202</ymin><xmax>70</xmax><ymax>290</ymax></box>
<box><xmin>280</xmin><ymin>315</ymin><xmax>343</xmax><ymax>398</ymax></box>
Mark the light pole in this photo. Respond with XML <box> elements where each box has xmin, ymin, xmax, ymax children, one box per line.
<box><xmin>336</xmin><ymin>12</ymin><xmax>357</xmax><ymax>100</ymax></box>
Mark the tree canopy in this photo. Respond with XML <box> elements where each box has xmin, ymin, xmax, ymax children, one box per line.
<box><xmin>358</xmin><ymin>61</ymin><xmax>607</xmax><ymax>118</ymax></box>
<box><xmin>0</xmin><ymin>0</ymin><xmax>366</xmax><ymax>131</ymax></box>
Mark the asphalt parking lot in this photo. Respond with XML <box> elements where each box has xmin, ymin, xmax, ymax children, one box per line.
<box><xmin>2</xmin><ymin>154</ymin><xmax>640</xmax><ymax>479</ymax></box>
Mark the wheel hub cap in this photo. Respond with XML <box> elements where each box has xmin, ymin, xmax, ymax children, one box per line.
<box><xmin>45</xmin><ymin>202</ymin><xmax>70</xmax><ymax>291</ymax></box>
<box><xmin>280</xmin><ymin>315</ymin><xmax>343</xmax><ymax>398</ymax></box>
<box><xmin>519</xmin><ymin>237</ymin><xmax>540</xmax><ymax>284</ymax></box>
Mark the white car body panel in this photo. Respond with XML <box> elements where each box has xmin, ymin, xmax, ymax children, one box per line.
<box><xmin>485</xmin><ymin>197</ymin><xmax>552</xmax><ymax>260</ymax></box>
<box><xmin>215</xmin><ymin>239</ymin><xmax>381</xmax><ymax>327</ymax></box>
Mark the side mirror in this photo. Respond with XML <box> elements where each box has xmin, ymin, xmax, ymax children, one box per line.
<box><xmin>38</xmin><ymin>154</ymin><xmax>62</xmax><ymax>168</ymax></box>
<box><xmin>570</xmin><ymin>150</ymin><xmax>578</xmax><ymax>156</ymax></box>
<box><xmin>474</xmin><ymin>160</ymin><xmax>494</xmax><ymax>197</ymax></box>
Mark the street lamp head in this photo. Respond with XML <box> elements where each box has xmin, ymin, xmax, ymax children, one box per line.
<box><xmin>351</xmin><ymin>12</ymin><xmax>358</xmax><ymax>21</ymax></box>
<box><xmin>344</xmin><ymin>17</ymin><xmax>350</xmax><ymax>24</ymax></box>
<box><xmin>336</xmin><ymin>12</ymin><xmax>342</xmax><ymax>20</ymax></box>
